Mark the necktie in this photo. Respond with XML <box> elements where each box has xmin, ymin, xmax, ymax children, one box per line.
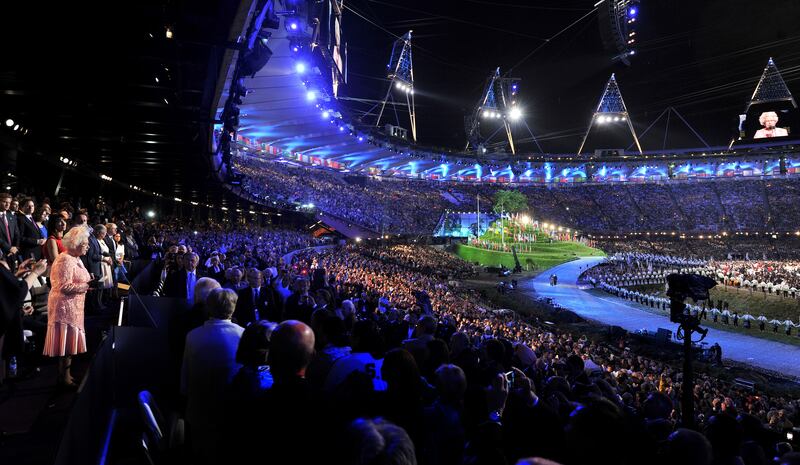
<box><xmin>253</xmin><ymin>288</ymin><xmax>260</xmax><ymax>322</ymax></box>
<box><xmin>187</xmin><ymin>272</ymin><xmax>196</xmax><ymax>302</ymax></box>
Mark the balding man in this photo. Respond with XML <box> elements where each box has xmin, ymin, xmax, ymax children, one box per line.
<box><xmin>243</xmin><ymin>320</ymin><xmax>318</xmax><ymax>464</ymax></box>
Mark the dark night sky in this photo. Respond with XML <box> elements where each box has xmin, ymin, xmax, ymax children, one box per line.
<box><xmin>340</xmin><ymin>0</ymin><xmax>800</xmax><ymax>153</ymax></box>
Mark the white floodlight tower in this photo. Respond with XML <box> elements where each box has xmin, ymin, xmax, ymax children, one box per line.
<box><xmin>577</xmin><ymin>73</ymin><xmax>642</xmax><ymax>155</ymax></box>
<box><xmin>375</xmin><ymin>31</ymin><xmax>417</xmax><ymax>142</ymax></box>
<box><xmin>465</xmin><ymin>67</ymin><xmax>524</xmax><ymax>155</ymax></box>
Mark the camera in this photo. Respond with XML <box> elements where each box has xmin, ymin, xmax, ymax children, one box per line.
<box><xmin>666</xmin><ymin>273</ymin><xmax>717</xmax><ymax>324</ymax></box>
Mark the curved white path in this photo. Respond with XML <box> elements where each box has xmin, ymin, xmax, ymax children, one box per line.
<box><xmin>522</xmin><ymin>257</ymin><xmax>800</xmax><ymax>379</ymax></box>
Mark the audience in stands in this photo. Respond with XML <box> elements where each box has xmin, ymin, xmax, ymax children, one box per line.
<box><xmin>4</xmin><ymin>184</ymin><xmax>800</xmax><ymax>465</ymax></box>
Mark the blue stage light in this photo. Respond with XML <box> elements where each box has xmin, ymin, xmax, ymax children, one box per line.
<box><xmin>339</xmin><ymin>126</ymin><xmax>345</xmax><ymax>132</ymax></box>
<box><xmin>290</xmin><ymin>22</ymin><xmax>298</xmax><ymax>30</ymax></box>
<box><xmin>295</xmin><ymin>62</ymin><xmax>306</xmax><ymax>74</ymax></box>
<box><xmin>292</xmin><ymin>46</ymin><xmax>299</xmax><ymax>53</ymax></box>
<box><xmin>322</xmin><ymin>111</ymin><xmax>330</xmax><ymax>118</ymax></box>
<box><xmin>629</xmin><ymin>7</ymin><xmax>637</xmax><ymax>16</ymax></box>
<box><xmin>358</xmin><ymin>136</ymin><xmax>364</xmax><ymax>142</ymax></box>
<box><xmin>306</xmin><ymin>91</ymin><xmax>316</xmax><ymax>101</ymax></box>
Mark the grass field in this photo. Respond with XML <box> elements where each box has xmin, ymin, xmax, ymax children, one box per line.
<box><xmin>610</xmin><ymin>284</ymin><xmax>800</xmax><ymax>345</ymax></box>
<box><xmin>454</xmin><ymin>242</ymin><xmax>605</xmax><ymax>270</ymax></box>
<box><xmin>629</xmin><ymin>284</ymin><xmax>800</xmax><ymax>322</ymax></box>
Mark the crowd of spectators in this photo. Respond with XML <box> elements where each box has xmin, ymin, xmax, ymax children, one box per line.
<box><xmin>5</xmin><ymin>184</ymin><xmax>800</xmax><ymax>463</ymax></box>
<box><xmin>173</xmin><ymin>242</ymin><xmax>800</xmax><ymax>464</ymax></box>
<box><xmin>233</xmin><ymin>155</ymin><xmax>454</xmax><ymax>234</ymax></box>
<box><xmin>234</xmin><ymin>154</ymin><xmax>800</xmax><ymax>239</ymax></box>
<box><xmin>595</xmin><ymin>237</ymin><xmax>800</xmax><ymax>261</ymax></box>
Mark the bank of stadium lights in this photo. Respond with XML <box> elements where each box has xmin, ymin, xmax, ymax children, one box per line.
<box><xmin>59</xmin><ymin>156</ymin><xmax>78</xmax><ymax>167</ymax></box>
<box><xmin>394</xmin><ymin>81</ymin><xmax>413</xmax><ymax>94</ymax></box>
<box><xmin>596</xmin><ymin>115</ymin><xmax>626</xmax><ymax>124</ymax></box>
<box><xmin>480</xmin><ymin>107</ymin><xmax>523</xmax><ymax>121</ymax></box>
<box><xmin>100</xmin><ymin>174</ymin><xmax>113</xmax><ymax>182</ymax></box>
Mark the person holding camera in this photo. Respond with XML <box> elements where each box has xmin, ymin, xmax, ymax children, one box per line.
<box><xmin>42</xmin><ymin>227</ymin><xmax>102</xmax><ymax>387</ymax></box>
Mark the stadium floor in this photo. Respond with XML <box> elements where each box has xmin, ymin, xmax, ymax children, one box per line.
<box><xmin>523</xmin><ymin>257</ymin><xmax>800</xmax><ymax>379</ymax></box>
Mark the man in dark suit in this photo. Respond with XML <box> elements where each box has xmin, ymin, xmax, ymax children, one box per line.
<box><xmin>233</xmin><ymin>268</ymin><xmax>279</xmax><ymax>326</ymax></box>
<box><xmin>16</xmin><ymin>198</ymin><xmax>45</xmax><ymax>261</ymax></box>
<box><xmin>163</xmin><ymin>252</ymin><xmax>202</xmax><ymax>303</ymax></box>
<box><xmin>82</xmin><ymin>225</ymin><xmax>105</xmax><ymax>314</ymax></box>
<box><xmin>0</xmin><ymin>194</ymin><xmax>20</xmax><ymax>260</ymax></box>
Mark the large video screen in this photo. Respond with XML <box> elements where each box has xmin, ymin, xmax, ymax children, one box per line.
<box><xmin>738</xmin><ymin>102</ymin><xmax>798</xmax><ymax>142</ymax></box>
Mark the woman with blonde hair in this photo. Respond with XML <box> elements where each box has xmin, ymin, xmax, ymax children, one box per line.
<box><xmin>43</xmin><ymin>227</ymin><xmax>99</xmax><ymax>386</ymax></box>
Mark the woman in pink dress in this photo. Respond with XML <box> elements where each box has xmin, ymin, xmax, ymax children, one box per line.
<box><xmin>43</xmin><ymin>227</ymin><xmax>96</xmax><ymax>386</ymax></box>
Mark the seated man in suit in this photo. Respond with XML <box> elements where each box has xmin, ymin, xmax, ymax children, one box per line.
<box><xmin>233</xmin><ymin>268</ymin><xmax>278</xmax><ymax>326</ymax></box>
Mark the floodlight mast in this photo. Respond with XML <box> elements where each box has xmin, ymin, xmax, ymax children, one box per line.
<box><xmin>375</xmin><ymin>31</ymin><xmax>417</xmax><ymax>142</ymax></box>
<box><xmin>577</xmin><ymin>73</ymin><xmax>642</xmax><ymax>155</ymax></box>
<box><xmin>465</xmin><ymin>67</ymin><xmax>521</xmax><ymax>155</ymax></box>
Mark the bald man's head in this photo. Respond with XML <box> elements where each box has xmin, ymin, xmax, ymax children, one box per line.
<box><xmin>269</xmin><ymin>320</ymin><xmax>316</xmax><ymax>378</ymax></box>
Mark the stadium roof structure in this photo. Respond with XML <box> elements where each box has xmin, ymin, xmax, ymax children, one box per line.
<box><xmin>222</xmin><ymin>3</ymin><xmax>800</xmax><ymax>179</ymax></box>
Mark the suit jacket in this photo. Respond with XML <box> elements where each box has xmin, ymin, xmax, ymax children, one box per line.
<box><xmin>233</xmin><ymin>286</ymin><xmax>279</xmax><ymax>326</ymax></box>
<box><xmin>0</xmin><ymin>211</ymin><xmax>19</xmax><ymax>255</ymax></box>
<box><xmin>163</xmin><ymin>269</ymin><xmax>204</xmax><ymax>300</ymax></box>
<box><xmin>16</xmin><ymin>214</ymin><xmax>43</xmax><ymax>260</ymax></box>
<box><xmin>81</xmin><ymin>234</ymin><xmax>103</xmax><ymax>279</ymax></box>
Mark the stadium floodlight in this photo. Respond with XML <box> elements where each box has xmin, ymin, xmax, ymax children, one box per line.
<box><xmin>147</xmin><ymin>210</ymin><xmax>156</xmax><ymax>218</ymax></box>
<box><xmin>4</xmin><ymin>119</ymin><xmax>13</xmax><ymax>127</ymax></box>
<box><xmin>509</xmin><ymin>107</ymin><xmax>522</xmax><ymax>121</ymax></box>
